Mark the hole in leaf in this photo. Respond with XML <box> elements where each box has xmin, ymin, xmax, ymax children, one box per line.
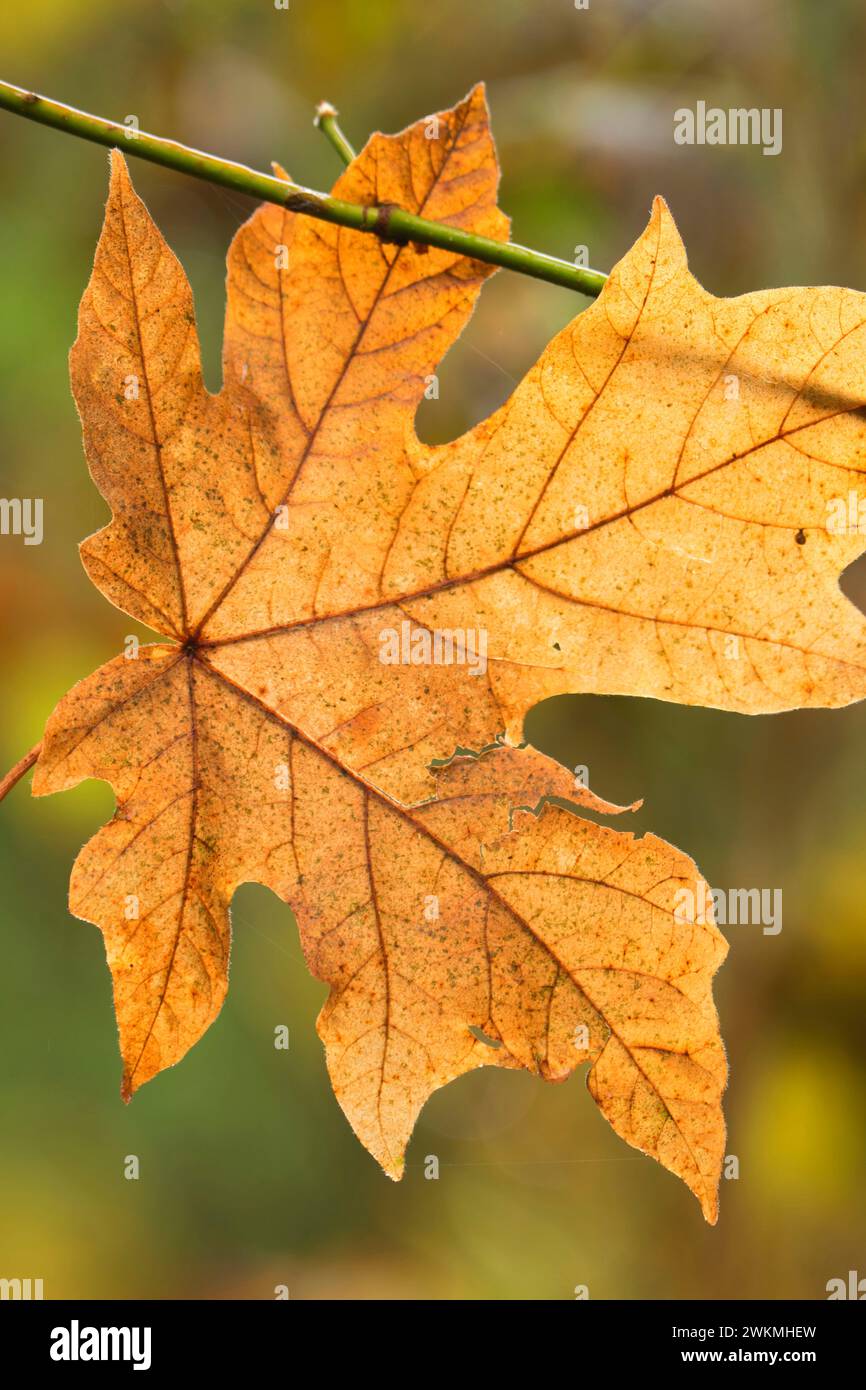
<box><xmin>469</xmin><ymin>1024</ymin><xmax>503</xmax><ymax>1049</ymax></box>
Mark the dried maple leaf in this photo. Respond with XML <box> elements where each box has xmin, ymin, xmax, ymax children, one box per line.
<box><xmin>36</xmin><ymin>659</ymin><xmax>727</xmax><ymax>1220</ymax></box>
<box><xmin>33</xmin><ymin>82</ymin><xmax>866</xmax><ymax>1221</ymax></box>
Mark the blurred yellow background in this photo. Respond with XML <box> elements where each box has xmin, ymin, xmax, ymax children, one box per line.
<box><xmin>1</xmin><ymin>0</ymin><xmax>865</xmax><ymax>1299</ymax></box>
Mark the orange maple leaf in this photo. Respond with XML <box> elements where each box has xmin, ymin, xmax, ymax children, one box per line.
<box><xmin>32</xmin><ymin>84</ymin><xmax>866</xmax><ymax>1221</ymax></box>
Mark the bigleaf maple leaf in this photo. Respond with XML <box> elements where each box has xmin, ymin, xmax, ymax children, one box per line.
<box><xmin>29</xmin><ymin>86</ymin><xmax>866</xmax><ymax>1222</ymax></box>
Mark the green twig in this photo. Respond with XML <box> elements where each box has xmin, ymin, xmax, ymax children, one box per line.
<box><xmin>0</xmin><ymin>78</ymin><xmax>607</xmax><ymax>297</ymax></box>
<box><xmin>314</xmin><ymin>100</ymin><xmax>357</xmax><ymax>165</ymax></box>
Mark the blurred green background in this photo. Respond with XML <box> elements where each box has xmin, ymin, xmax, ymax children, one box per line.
<box><xmin>1</xmin><ymin>0</ymin><xmax>865</xmax><ymax>1300</ymax></box>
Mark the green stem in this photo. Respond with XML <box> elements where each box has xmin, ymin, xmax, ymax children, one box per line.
<box><xmin>0</xmin><ymin>78</ymin><xmax>607</xmax><ymax>297</ymax></box>
<box><xmin>314</xmin><ymin>100</ymin><xmax>357</xmax><ymax>165</ymax></box>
